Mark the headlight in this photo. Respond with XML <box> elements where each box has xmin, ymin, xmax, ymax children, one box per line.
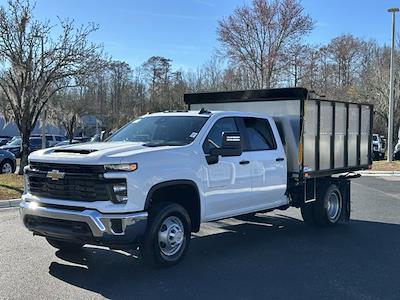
<box><xmin>104</xmin><ymin>163</ymin><xmax>138</xmax><ymax>172</ymax></box>
<box><xmin>112</xmin><ymin>183</ymin><xmax>128</xmax><ymax>204</ymax></box>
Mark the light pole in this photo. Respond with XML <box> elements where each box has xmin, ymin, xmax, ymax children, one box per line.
<box><xmin>33</xmin><ymin>34</ymin><xmax>46</xmax><ymax>149</ymax></box>
<box><xmin>387</xmin><ymin>8</ymin><xmax>399</xmax><ymax>162</ymax></box>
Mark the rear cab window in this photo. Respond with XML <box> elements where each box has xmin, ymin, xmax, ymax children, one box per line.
<box><xmin>242</xmin><ymin>117</ymin><xmax>276</xmax><ymax>151</ymax></box>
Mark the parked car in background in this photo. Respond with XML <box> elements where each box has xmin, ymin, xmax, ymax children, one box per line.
<box><xmin>9</xmin><ymin>136</ymin><xmax>20</xmax><ymax>143</ymax></box>
<box><xmin>30</xmin><ymin>134</ymin><xmax>67</xmax><ymax>147</ymax></box>
<box><xmin>394</xmin><ymin>140</ymin><xmax>400</xmax><ymax>160</ymax></box>
<box><xmin>74</xmin><ymin>136</ymin><xmax>91</xmax><ymax>143</ymax></box>
<box><xmin>29</xmin><ymin>137</ymin><xmax>45</xmax><ymax>152</ymax></box>
<box><xmin>0</xmin><ymin>137</ymin><xmax>11</xmax><ymax>146</ymax></box>
<box><xmin>55</xmin><ymin>139</ymin><xmax>81</xmax><ymax>147</ymax></box>
<box><xmin>372</xmin><ymin>134</ymin><xmax>386</xmax><ymax>160</ymax></box>
<box><xmin>0</xmin><ymin>137</ymin><xmax>48</xmax><ymax>158</ymax></box>
<box><xmin>0</xmin><ymin>149</ymin><xmax>16</xmax><ymax>174</ymax></box>
<box><xmin>0</xmin><ymin>138</ymin><xmax>22</xmax><ymax>157</ymax></box>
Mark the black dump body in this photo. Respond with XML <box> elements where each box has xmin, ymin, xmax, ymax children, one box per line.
<box><xmin>185</xmin><ymin>87</ymin><xmax>373</xmax><ymax>180</ymax></box>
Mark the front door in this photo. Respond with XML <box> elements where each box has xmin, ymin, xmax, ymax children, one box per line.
<box><xmin>202</xmin><ymin>117</ymin><xmax>252</xmax><ymax>220</ymax></box>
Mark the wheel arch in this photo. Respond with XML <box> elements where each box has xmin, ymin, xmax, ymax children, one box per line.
<box><xmin>145</xmin><ymin>180</ymin><xmax>202</xmax><ymax>232</ymax></box>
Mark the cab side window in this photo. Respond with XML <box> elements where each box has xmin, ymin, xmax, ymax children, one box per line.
<box><xmin>243</xmin><ymin>117</ymin><xmax>276</xmax><ymax>151</ymax></box>
<box><xmin>203</xmin><ymin>117</ymin><xmax>238</xmax><ymax>154</ymax></box>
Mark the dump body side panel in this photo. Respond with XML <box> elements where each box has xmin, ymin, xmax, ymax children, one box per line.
<box><xmin>186</xmin><ymin>88</ymin><xmax>373</xmax><ymax>180</ymax></box>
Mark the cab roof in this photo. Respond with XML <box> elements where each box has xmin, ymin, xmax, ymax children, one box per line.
<box><xmin>144</xmin><ymin>109</ymin><xmax>272</xmax><ymax>119</ymax></box>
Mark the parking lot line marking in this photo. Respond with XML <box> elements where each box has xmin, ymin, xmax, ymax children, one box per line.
<box><xmin>353</xmin><ymin>181</ymin><xmax>400</xmax><ymax>201</ymax></box>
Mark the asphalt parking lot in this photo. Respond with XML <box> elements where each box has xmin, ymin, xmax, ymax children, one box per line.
<box><xmin>0</xmin><ymin>176</ymin><xmax>400</xmax><ymax>300</ymax></box>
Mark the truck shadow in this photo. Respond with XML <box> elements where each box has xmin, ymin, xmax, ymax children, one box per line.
<box><xmin>48</xmin><ymin>214</ymin><xmax>400</xmax><ymax>300</ymax></box>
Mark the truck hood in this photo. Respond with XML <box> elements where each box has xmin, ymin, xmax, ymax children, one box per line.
<box><xmin>28</xmin><ymin>141</ymin><xmax>176</xmax><ymax>165</ymax></box>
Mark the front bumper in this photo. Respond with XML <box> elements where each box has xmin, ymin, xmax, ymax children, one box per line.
<box><xmin>20</xmin><ymin>201</ymin><xmax>148</xmax><ymax>247</ymax></box>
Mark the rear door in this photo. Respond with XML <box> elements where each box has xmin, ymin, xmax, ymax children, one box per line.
<box><xmin>240</xmin><ymin>117</ymin><xmax>287</xmax><ymax>209</ymax></box>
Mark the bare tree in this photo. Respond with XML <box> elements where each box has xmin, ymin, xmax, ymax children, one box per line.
<box><xmin>109</xmin><ymin>61</ymin><xmax>134</xmax><ymax>126</ymax></box>
<box><xmin>142</xmin><ymin>56</ymin><xmax>173</xmax><ymax>111</ymax></box>
<box><xmin>217</xmin><ymin>0</ymin><xmax>313</xmax><ymax>88</ymax></box>
<box><xmin>327</xmin><ymin>34</ymin><xmax>364</xmax><ymax>88</ymax></box>
<box><xmin>357</xmin><ymin>42</ymin><xmax>400</xmax><ymax>137</ymax></box>
<box><xmin>48</xmin><ymin>88</ymin><xmax>89</xmax><ymax>142</ymax></box>
<box><xmin>0</xmin><ymin>0</ymin><xmax>103</xmax><ymax>173</ymax></box>
<box><xmin>282</xmin><ymin>43</ymin><xmax>310</xmax><ymax>87</ymax></box>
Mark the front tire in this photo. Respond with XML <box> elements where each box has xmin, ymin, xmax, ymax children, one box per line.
<box><xmin>46</xmin><ymin>238</ymin><xmax>84</xmax><ymax>252</ymax></box>
<box><xmin>0</xmin><ymin>160</ymin><xmax>14</xmax><ymax>174</ymax></box>
<box><xmin>140</xmin><ymin>203</ymin><xmax>191</xmax><ymax>267</ymax></box>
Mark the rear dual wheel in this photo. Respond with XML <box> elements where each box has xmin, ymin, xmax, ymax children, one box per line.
<box><xmin>301</xmin><ymin>184</ymin><xmax>343</xmax><ymax>226</ymax></box>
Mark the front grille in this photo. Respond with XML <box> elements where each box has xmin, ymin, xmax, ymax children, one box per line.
<box><xmin>29</xmin><ymin>162</ymin><xmax>105</xmax><ymax>174</ymax></box>
<box><xmin>27</xmin><ymin>162</ymin><xmax>124</xmax><ymax>202</ymax></box>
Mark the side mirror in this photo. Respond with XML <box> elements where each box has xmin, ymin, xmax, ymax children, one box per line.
<box><xmin>220</xmin><ymin>131</ymin><xmax>242</xmax><ymax>156</ymax></box>
<box><xmin>206</xmin><ymin>131</ymin><xmax>242</xmax><ymax>165</ymax></box>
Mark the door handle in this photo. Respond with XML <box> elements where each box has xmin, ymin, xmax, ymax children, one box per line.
<box><xmin>276</xmin><ymin>157</ymin><xmax>285</xmax><ymax>162</ymax></box>
<box><xmin>239</xmin><ymin>160</ymin><xmax>250</xmax><ymax>165</ymax></box>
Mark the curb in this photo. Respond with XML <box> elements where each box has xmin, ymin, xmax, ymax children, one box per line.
<box><xmin>0</xmin><ymin>199</ymin><xmax>21</xmax><ymax>209</ymax></box>
<box><xmin>357</xmin><ymin>171</ymin><xmax>400</xmax><ymax>177</ymax></box>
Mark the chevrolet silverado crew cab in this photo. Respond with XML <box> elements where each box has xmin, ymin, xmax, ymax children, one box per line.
<box><xmin>20</xmin><ymin>88</ymin><xmax>373</xmax><ymax>266</ymax></box>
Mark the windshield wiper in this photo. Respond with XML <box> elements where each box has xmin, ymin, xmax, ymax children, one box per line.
<box><xmin>142</xmin><ymin>141</ymin><xmax>185</xmax><ymax>147</ymax></box>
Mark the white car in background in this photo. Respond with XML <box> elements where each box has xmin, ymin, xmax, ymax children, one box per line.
<box><xmin>394</xmin><ymin>140</ymin><xmax>400</xmax><ymax>160</ymax></box>
<box><xmin>30</xmin><ymin>134</ymin><xmax>67</xmax><ymax>147</ymax></box>
<box><xmin>372</xmin><ymin>134</ymin><xmax>386</xmax><ymax>160</ymax></box>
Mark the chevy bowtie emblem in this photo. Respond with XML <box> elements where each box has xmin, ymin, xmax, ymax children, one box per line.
<box><xmin>46</xmin><ymin>169</ymin><xmax>65</xmax><ymax>181</ymax></box>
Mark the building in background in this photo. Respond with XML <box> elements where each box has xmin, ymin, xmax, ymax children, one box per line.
<box><xmin>0</xmin><ymin>114</ymin><xmax>65</xmax><ymax>137</ymax></box>
<box><xmin>74</xmin><ymin>115</ymin><xmax>103</xmax><ymax>138</ymax></box>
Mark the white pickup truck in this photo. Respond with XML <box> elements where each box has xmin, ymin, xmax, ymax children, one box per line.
<box><xmin>20</xmin><ymin>88</ymin><xmax>373</xmax><ymax>266</ymax></box>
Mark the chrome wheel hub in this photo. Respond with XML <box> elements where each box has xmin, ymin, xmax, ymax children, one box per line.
<box><xmin>158</xmin><ymin>216</ymin><xmax>185</xmax><ymax>256</ymax></box>
<box><xmin>327</xmin><ymin>192</ymin><xmax>340</xmax><ymax>221</ymax></box>
<box><xmin>1</xmin><ymin>162</ymin><xmax>12</xmax><ymax>174</ymax></box>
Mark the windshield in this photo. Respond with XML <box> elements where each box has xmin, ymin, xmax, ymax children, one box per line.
<box><xmin>107</xmin><ymin>116</ymin><xmax>209</xmax><ymax>146</ymax></box>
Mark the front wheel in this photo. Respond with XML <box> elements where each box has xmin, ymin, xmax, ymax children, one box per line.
<box><xmin>0</xmin><ymin>160</ymin><xmax>14</xmax><ymax>174</ymax></box>
<box><xmin>140</xmin><ymin>203</ymin><xmax>191</xmax><ymax>267</ymax></box>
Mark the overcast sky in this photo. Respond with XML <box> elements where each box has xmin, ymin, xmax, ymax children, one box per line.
<box><xmin>1</xmin><ymin>0</ymin><xmax>399</xmax><ymax>70</ymax></box>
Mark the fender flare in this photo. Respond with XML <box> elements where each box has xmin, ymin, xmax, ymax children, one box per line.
<box><xmin>144</xmin><ymin>179</ymin><xmax>201</xmax><ymax>210</ymax></box>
